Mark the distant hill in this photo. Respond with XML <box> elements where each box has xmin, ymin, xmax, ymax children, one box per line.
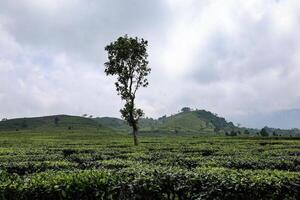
<box><xmin>0</xmin><ymin>109</ymin><xmax>237</xmax><ymax>135</ymax></box>
<box><xmin>94</xmin><ymin>117</ymin><xmax>130</xmax><ymax>132</ymax></box>
<box><xmin>0</xmin><ymin>115</ymin><xmax>100</xmax><ymax>132</ymax></box>
<box><xmin>1</xmin><ymin>109</ymin><xmax>299</xmax><ymax>136</ymax></box>
<box><xmin>96</xmin><ymin>109</ymin><xmax>236</xmax><ymax>134</ymax></box>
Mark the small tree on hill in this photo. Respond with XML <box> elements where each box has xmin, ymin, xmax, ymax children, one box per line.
<box><xmin>230</xmin><ymin>130</ymin><xmax>237</xmax><ymax>136</ymax></box>
<box><xmin>104</xmin><ymin>35</ymin><xmax>151</xmax><ymax>146</ymax></box>
<box><xmin>181</xmin><ymin>107</ymin><xmax>191</xmax><ymax>112</ymax></box>
<box><xmin>54</xmin><ymin>117</ymin><xmax>60</xmax><ymax>125</ymax></box>
<box><xmin>21</xmin><ymin>120</ymin><xmax>27</xmax><ymax>128</ymax></box>
<box><xmin>244</xmin><ymin>129</ymin><xmax>250</xmax><ymax>135</ymax></box>
<box><xmin>260</xmin><ymin>128</ymin><xmax>269</xmax><ymax>137</ymax></box>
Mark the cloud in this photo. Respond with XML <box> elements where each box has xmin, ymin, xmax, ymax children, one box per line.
<box><xmin>0</xmin><ymin>0</ymin><xmax>170</xmax><ymax>118</ymax></box>
<box><xmin>0</xmin><ymin>0</ymin><xmax>300</xmax><ymax>127</ymax></box>
<box><xmin>158</xmin><ymin>0</ymin><xmax>300</xmax><ymax>119</ymax></box>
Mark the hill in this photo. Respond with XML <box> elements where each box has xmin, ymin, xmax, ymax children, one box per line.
<box><xmin>96</xmin><ymin>109</ymin><xmax>236</xmax><ymax>134</ymax></box>
<box><xmin>0</xmin><ymin>109</ymin><xmax>237</xmax><ymax>135</ymax></box>
<box><xmin>0</xmin><ymin>115</ymin><xmax>100</xmax><ymax>132</ymax></box>
<box><xmin>93</xmin><ymin>117</ymin><xmax>130</xmax><ymax>132</ymax></box>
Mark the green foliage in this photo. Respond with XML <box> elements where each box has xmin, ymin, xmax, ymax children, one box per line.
<box><xmin>181</xmin><ymin>107</ymin><xmax>192</xmax><ymax>112</ymax></box>
<box><xmin>0</xmin><ymin>167</ymin><xmax>299</xmax><ymax>200</ymax></box>
<box><xmin>260</xmin><ymin>128</ymin><xmax>269</xmax><ymax>137</ymax></box>
<box><xmin>0</xmin><ymin>130</ymin><xmax>299</xmax><ymax>199</ymax></box>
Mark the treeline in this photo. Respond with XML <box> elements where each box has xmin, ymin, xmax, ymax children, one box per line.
<box><xmin>225</xmin><ymin>127</ymin><xmax>300</xmax><ymax>137</ymax></box>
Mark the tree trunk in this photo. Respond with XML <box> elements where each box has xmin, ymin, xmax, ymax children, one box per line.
<box><xmin>133</xmin><ymin>125</ymin><xmax>139</xmax><ymax>146</ymax></box>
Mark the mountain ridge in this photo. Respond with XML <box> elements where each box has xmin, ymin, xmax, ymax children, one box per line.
<box><xmin>1</xmin><ymin>109</ymin><xmax>299</xmax><ymax>136</ymax></box>
<box><xmin>0</xmin><ymin>109</ymin><xmax>236</xmax><ymax>134</ymax></box>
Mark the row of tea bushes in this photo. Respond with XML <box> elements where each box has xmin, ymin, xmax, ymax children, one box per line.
<box><xmin>0</xmin><ymin>153</ymin><xmax>299</xmax><ymax>176</ymax></box>
<box><xmin>0</xmin><ymin>166</ymin><xmax>299</xmax><ymax>200</ymax></box>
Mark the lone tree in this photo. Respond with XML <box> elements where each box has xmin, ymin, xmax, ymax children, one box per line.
<box><xmin>54</xmin><ymin>117</ymin><xmax>60</xmax><ymax>125</ymax></box>
<box><xmin>104</xmin><ymin>35</ymin><xmax>151</xmax><ymax>146</ymax></box>
<box><xmin>260</xmin><ymin>127</ymin><xmax>269</xmax><ymax>137</ymax></box>
<box><xmin>181</xmin><ymin>107</ymin><xmax>191</xmax><ymax>112</ymax></box>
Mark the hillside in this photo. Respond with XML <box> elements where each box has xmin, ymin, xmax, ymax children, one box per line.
<box><xmin>96</xmin><ymin>109</ymin><xmax>236</xmax><ymax>134</ymax></box>
<box><xmin>0</xmin><ymin>109</ymin><xmax>236</xmax><ymax>134</ymax></box>
<box><xmin>93</xmin><ymin>117</ymin><xmax>130</xmax><ymax>132</ymax></box>
<box><xmin>143</xmin><ymin>110</ymin><xmax>235</xmax><ymax>134</ymax></box>
<box><xmin>0</xmin><ymin>115</ymin><xmax>100</xmax><ymax>132</ymax></box>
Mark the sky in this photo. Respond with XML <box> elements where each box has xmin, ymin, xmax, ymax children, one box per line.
<box><xmin>1</xmin><ymin>0</ymin><xmax>300</xmax><ymax>127</ymax></box>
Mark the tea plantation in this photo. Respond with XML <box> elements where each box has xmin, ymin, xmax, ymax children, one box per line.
<box><xmin>0</xmin><ymin>129</ymin><xmax>299</xmax><ymax>199</ymax></box>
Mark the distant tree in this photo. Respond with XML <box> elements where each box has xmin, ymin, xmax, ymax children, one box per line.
<box><xmin>54</xmin><ymin>117</ymin><xmax>60</xmax><ymax>125</ymax></box>
<box><xmin>272</xmin><ymin>131</ymin><xmax>277</xmax><ymax>136</ymax></box>
<box><xmin>244</xmin><ymin>130</ymin><xmax>250</xmax><ymax>135</ymax></box>
<box><xmin>260</xmin><ymin>128</ymin><xmax>269</xmax><ymax>137</ymax></box>
<box><xmin>1</xmin><ymin>118</ymin><xmax>8</xmax><ymax>121</ymax></box>
<box><xmin>181</xmin><ymin>107</ymin><xmax>191</xmax><ymax>112</ymax></box>
<box><xmin>82</xmin><ymin>114</ymin><xmax>88</xmax><ymax>117</ymax></box>
<box><xmin>89</xmin><ymin>115</ymin><xmax>93</xmax><ymax>118</ymax></box>
<box><xmin>21</xmin><ymin>120</ymin><xmax>27</xmax><ymax>128</ymax></box>
<box><xmin>225</xmin><ymin>132</ymin><xmax>229</xmax><ymax>136</ymax></box>
<box><xmin>230</xmin><ymin>130</ymin><xmax>237</xmax><ymax>136</ymax></box>
<box><xmin>104</xmin><ymin>35</ymin><xmax>151</xmax><ymax>146</ymax></box>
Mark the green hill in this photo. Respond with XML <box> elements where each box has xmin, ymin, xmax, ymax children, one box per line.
<box><xmin>93</xmin><ymin>117</ymin><xmax>130</xmax><ymax>132</ymax></box>
<box><xmin>0</xmin><ymin>109</ymin><xmax>237</xmax><ymax>135</ymax></box>
<box><xmin>95</xmin><ymin>109</ymin><xmax>236</xmax><ymax>135</ymax></box>
<box><xmin>0</xmin><ymin>115</ymin><xmax>100</xmax><ymax>132</ymax></box>
<box><xmin>140</xmin><ymin>109</ymin><xmax>235</xmax><ymax>134</ymax></box>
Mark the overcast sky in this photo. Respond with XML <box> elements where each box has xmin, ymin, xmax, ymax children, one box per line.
<box><xmin>1</xmin><ymin>0</ymin><xmax>300</xmax><ymax>125</ymax></box>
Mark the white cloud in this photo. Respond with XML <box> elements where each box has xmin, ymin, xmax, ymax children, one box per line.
<box><xmin>0</xmin><ymin>0</ymin><xmax>300</xmax><ymax>126</ymax></box>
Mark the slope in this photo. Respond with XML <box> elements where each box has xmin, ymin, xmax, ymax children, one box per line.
<box><xmin>96</xmin><ymin>109</ymin><xmax>236</xmax><ymax>134</ymax></box>
<box><xmin>0</xmin><ymin>115</ymin><xmax>100</xmax><ymax>132</ymax></box>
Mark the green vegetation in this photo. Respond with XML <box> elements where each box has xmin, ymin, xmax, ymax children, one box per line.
<box><xmin>0</xmin><ymin>115</ymin><xmax>99</xmax><ymax>132</ymax></box>
<box><xmin>0</xmin><ymin>128</ymin><xmax>299</xmax><ymax>199</ymax></box>
<box><xmin>97</xmin><ymin>109</ymin><xmax>237</xmax><ymax>135</ymax></box>
<box><xmin>2</xmin><ymin>109</ymin><xmax>300</xmax><ymax>137</ymax></box>
<box><xmin>0</xmin><ymin>109</ymin><xmax>299</xmax><ymax>199</ymax></box>
<box><xmin>0</xmin><ymin>109</ymin><xmax>238</xmax><ymax>135</ymax></box>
